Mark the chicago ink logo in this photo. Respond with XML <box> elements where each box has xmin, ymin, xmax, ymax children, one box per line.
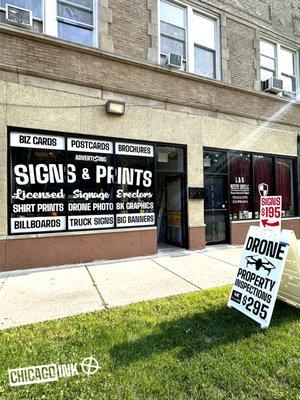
<box><xmin>245</xmin><ymin>255</ymin><xmax>276</xmax><ymax>276</ymax></box>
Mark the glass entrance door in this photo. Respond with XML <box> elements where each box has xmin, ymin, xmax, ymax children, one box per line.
<box><xmin>156</xmin><ymin>145</ymin><xmax>187</xmax><ymax>249</ymax></box>
<box><xmin>165</xmin><ymin>175</ymin><xmax>183</xmax><ymax>246</ymax></box>
<box><xmin>204</xmin><ymin>175</ymin><xmax>228</xmax><ymax>244</ymax></box>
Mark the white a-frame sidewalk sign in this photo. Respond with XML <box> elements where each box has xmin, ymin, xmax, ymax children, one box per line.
<box><xmin>228</xmin><ymin>227</ymin><xmax>300</xmax><ymax>328</ymax></box>
<box><xmin>228</xmin><ymin>184</ymin><xmax>299</xmax><ymax>328</ymax></box>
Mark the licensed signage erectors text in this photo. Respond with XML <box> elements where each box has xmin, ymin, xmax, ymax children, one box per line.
<box><xmin>9</xmin><ymin>131</ymin><xmax>155</xmax><ymax>234</ymax></box>
<box><xmin>228</xmin><ymin>226</ymin><xmax>290</xmax><ymax>328</ymax></box>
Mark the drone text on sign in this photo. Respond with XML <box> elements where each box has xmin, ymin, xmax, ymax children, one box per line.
<box><xmin>228</xmin><ymin>226</ymin><xmax>291</xmax><ymax>328</ymax></box>
<box><xmin>9</xmin><ymin>131</ymin><xmax>155</xmax><ymax>234</ymax></box>
<box><xmin>260</xmin><ymin>195</ymin><xmax>282</xmax><ymax>233</ymax></box>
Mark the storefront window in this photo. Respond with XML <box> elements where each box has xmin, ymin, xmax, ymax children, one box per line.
<box><xmin>9</xmin><ymin>131</ymin><xmax>156</xmax><ymax>235</ymax></box>
<box><xmin>253</xmin><ymin>155</ymin><xmax>274</xmax><ymax>218</ymax></box>
<box><xmin>9</xmin><ymin>131</ymin><xmax>66</xmax><ymax>234</ymax></box>
<box><xmin>229</xmin><ymin>153</ymin><xmax>252</xmax><ymax>220</ymax></box>
<box><xmin>276</xmin><ymin>158</ymin><xmax>294</xmax><ymax>217</ymax></box>
<box><xmin>114</xmin><ymin>142</ymin><xmax>155</xmax><ymax>228</ymax></box>
<box><xmin>66</xmin><ymin>137</ymin><xmax>115</xmax><ymax>231</ymax></box>
<box><xmin>156</xmin><ymin>146</ymin><xmax>184</xmax><ymax>172</ymax></box>
<box><xmin>205</xmin><ymin>149</ymin><xmax>297</xmax><ymax>222</ymax></box>
<box><xmin>203</xmin><ymin>150</ymin><xmax>227</xmax><ymax>174</ymax></box>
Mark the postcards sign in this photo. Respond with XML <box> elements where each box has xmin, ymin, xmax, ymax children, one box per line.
<box><xmin>9</xmin><ymin>131</ymin><xmax>155</xmax><ymax>235</ymax></box>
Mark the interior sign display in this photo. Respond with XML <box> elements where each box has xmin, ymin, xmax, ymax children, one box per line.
<box><xmin>115</xmin><ymin>141</ymin><xmax>155</xmax><ymax>227</ymax></box>
<box><xmin>10</xmin><ymin>132</ymin><xmax>66</xmax><ymax>234</ymax></box>
<box><xmin>66</xmin><ymin>136</ymin><xmax>115</xmax><ymax>231</ymax></box>
<box><xmin>9</xmin><ymin>131</ymin><xmax>155</xmax><ymax>235</ymax></box>
<box><xmin>260</xmin><ymin>195</ymin><xmax>282</xmax><ymax>233</ymax></box>
<box><xmin>228</xmin><ymin>226</ymin><xmax>291</xmax><ymax>328</ymax></box>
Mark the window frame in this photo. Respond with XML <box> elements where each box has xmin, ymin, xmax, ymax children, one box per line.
<box><xmin>204</xmin><ymin>147</ymin><xmax>298</xmax><ymax>221</ymax></box>
<box><xmin>0</xmin><ymin>0</ymin><xmax>99</xmax><ymax>47</ymax></box>
<box><xmin>45</xmin><ymin>0</ymin><xmax>98</xmax><ymax>47</ymax></box>
<box><xmin>7</xmin><ymin>127</ymin><xmax>158</xmax><ymax>236</ymax></box>
<box><xmin>259</xmin><ymin>37</ymin><xmax>299</xmax><ymax>100</ymax></box>
<box><xmin>158</xmin><ymin>0</ymin><xmax>221</xmax><ymax>80</ymax></box>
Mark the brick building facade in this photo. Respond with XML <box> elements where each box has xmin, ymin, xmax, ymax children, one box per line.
<box><xmin>0</xmin><ymin>0</ymin><xmax>299</xmax><ymax>271</ymax></box>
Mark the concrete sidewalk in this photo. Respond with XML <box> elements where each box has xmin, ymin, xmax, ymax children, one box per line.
<box><xmin>0</xmin><ymin>245</ymin><xmax>243</xmax><ymax>330</ymax></box>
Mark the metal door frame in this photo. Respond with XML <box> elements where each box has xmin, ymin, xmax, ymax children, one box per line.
<box><xmin>204</xmin><ymin>173</ymin><xmax>230</xmax><ymax>245</ymax></box>
<box><xmin>164</xmin><ymin>173</ymin><xmax>186</xmax><ymax>247</ymax></box>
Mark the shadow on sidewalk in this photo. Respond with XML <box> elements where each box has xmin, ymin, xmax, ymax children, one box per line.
<box><xmin>110</xmin><ymin>300</ymin><xmax>299</xmax><ymax>367</ymax></box>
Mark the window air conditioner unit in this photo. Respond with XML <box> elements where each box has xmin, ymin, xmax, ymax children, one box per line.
<box><xmin>6</xmin><ymin>4</ymin><xmax>33</xmax><ymax>29</ymax></box>
<box><xmin>166</xmin><ymin>53</ymin><xmax>182</xmax><ymax>69</ymax></box>
<box><xmin>261</xmin><ymin>77</ymin><xmax>283</xmax><ymax>94</ymax></box>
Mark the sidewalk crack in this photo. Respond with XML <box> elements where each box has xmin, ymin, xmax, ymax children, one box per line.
<box><xmin>201</xmin><ymin>253</ymin><xmax>238</xmax><ymax>268</ymax></box>
<box><xmin>85</xmin><ymin>266</ymin><xmax>109</xmax><ymax>310</ymax></box>
<box><xmin>151</xmin><ymin>259</ymin><xmax>203</xmax><ymax>291</ymax></box>
<box><xmin>0</xmin><ymin>273</ymin><xmax>11</xmax><ymax>293</ymax></box>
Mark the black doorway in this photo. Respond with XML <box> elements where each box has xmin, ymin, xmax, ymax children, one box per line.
<box><xmin>204</xmin><ymin>150</ymin><xmax>229</xmax><ymax>244</ymax></box>
<box><xmin>155</xmin><ymin>145</ymin><xmax>187</xmax><ymax>248</ymax></box>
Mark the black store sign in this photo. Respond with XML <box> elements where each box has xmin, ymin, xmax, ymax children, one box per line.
<box><xmin>9</xmin><ymin>131</ymin><xmax>155</xmax><ymax>235</ymax></box>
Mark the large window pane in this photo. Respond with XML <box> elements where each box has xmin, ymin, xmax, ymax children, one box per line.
<box><xmin>203</xmin><ymin>151</ymin><xmax>227</xmax><ymax>174</ymax></box>
<box><xmin>160</xmin><ymin>0</ymin><xmax>186</xmax><ymax>27</ymax></box>
<box><xmin>229</xmin><ymin>153</ymin><xmax>252</xmax><ymax>220</ymax></box>
<box><xmin>9</xmin><ymin>132</ymin><xmax>66</xmax><ymax>234</ymax></box>
<box><xmin>58</xmin><ymin>22</ymin><xmax>93</xmax><ymax>46</ymax></box>
<box><xmin>276</xmin><ymin>158</ymin><xmax>294</xmax><ymax>216</ymax></box>
<box><xmin>160</xmin><ymin>21</ymin><xmax>185</xmax><ymax>40</ymax></box>
<box><xmin>156</xmin><ymin>146</ymin><xmax>184</xmax><ymax>172</ymax></box>
<box><xmin>0</xmin><ymin>0</ymin><xmax>41</xmax><ymax>18</ymax></box>
<box><xmin>260</xmin><ymin>40</ymin><xmax>275</xmax><ymax>58</ymax></box>
<box><xmin>57</xmin><ymin>3</ymin><xmax>93</xmax><ymax>25</ymax></box>
<box><xmin>161</xmin><ymin>35</ymin><xmax>185</xmax><ymax>56</ymax></box>
<box><xmin>261</xmin><ymin>68</ymin><xmax>274</xmax><ymax>81</ymax></box>
<box><xmin>194</xmin><ymin>46</ymin><xmax>215</xmax><ymax>78</ymax></box>
<box><xmin>253</xmin><ymin>155</ymin><xmax>274</xmax><ymax>218</ymax></box>
<box><xmin>281</xmin><ymin>75</ymin><xmax>296</xmax><ymax>93</ymax></box>
<box><xmin>279</xmin><ymin>48</ymin><xmax>295</xmax><ymax>75</ymax></box>
<box><xmin>260</xmin><ymin>55</ymin><xmax>275</xmax><ymax>71</ymax></box>
<box><xmin>115</xmin><ymin>142</ymin><xmax>155</xmax><ymax>228</ymax></box>
<box><xmin>193</xmin><ymin>13</ymin><xmax>215</xmax><ymax>49</ymax></box>
<box><xmin>67</xmin><ymin>138</ymin><xmax>114</xmax><ymax>231</ymax></box>
<box><xmin>9</xmin><ymin>132</ymin><xmax>157</xmax><ymax>235</ymax></box>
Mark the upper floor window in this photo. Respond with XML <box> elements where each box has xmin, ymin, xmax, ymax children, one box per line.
<box><xmin>159</xmin><ymin>0</ymin><xmax>220</xmax><ymax>80</ymax></box>
<box><xmin>0</xmin><ymin>0</ymin><xmax>98</xmax><ymax>47</ymax></box>
<box><xmin>57</xmin><ymin>0</ymin><xmax>95</xmax><ymax>46</ymax></box>
<box><xmin>260</xmin><ymin>39</ymin><xmax>297</xmax><ymax>99</ymax></box>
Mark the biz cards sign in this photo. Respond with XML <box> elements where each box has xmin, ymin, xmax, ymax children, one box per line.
<box><xmin>228</xmin><ymin>226</ymin><xmax>291</xmax><ymax>328</ymax></box>
<box><xmin>9</xmin><ymin>130</ymin><xmax>155</xmax><ymax>235</ymax></box>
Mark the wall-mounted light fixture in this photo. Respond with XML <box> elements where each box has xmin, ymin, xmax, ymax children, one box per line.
<box><xmin>105</xmin><ymin>100</ymin><xmax>125</xmax><ymax>115</ymax></box>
